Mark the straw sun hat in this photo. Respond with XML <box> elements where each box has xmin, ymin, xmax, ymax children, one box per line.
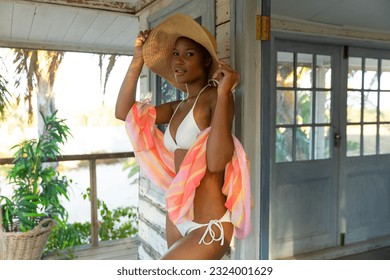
<box><xmin>142</xmin><ymin>13</ymin><xmax>219</xmax><ymax>92</ymax></box>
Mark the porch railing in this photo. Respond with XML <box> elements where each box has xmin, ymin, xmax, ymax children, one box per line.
<box><xmin>0</xmin><ymin>151</ymin><xmax>135</xmax><ymax>247</ymax></box>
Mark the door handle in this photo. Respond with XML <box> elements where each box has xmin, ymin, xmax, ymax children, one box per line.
<box><xmin>334</xmin><ymin>132</ymin><xmax>341</xmax><ymax>147</ymax></box>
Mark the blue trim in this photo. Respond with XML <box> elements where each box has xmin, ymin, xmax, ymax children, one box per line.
<box><xmin>260</xmin><ymin>0</ymin><xmax>271</xmax><ymax>260</ymax></box>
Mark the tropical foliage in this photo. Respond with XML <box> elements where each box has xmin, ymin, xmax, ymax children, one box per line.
<box><xmin>44</xmin><ymin>187</ymin><xmax>138</xmax><ymax>257</ymax></box>
<box><xmin>0</xmin><ymin>111</ymin><xmax>72</xmax><ymax>232</ymax></box>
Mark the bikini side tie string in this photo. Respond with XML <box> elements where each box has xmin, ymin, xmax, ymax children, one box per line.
<box><xmin>199</xmin><ymin>219</ymin><xmax>225</xmax><ymax>246</ymax></box>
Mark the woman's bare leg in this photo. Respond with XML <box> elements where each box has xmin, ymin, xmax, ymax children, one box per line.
<box><xmin>161</xmin><ymin>222</ymin><xmax>233</xmax><ymax>260</ymax></box>
<box><xmin>166</xmin><ymin>214</ymin><xmax>183</xmax><ymax>248</ymax></box>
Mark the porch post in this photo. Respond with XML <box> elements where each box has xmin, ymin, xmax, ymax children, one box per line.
<box><xmin>232</xmin><ymin>0</ymin><xmax>265</xmax><ymax>259</ymax></box>
<box><xmin>89</xmin><ymin>159</ymin><xmax>99</xmax><ymax>247</ymax></box>
<box><xmin>259</xmin><ymin>0</ymin><xmax>271</xmax><ymax>260</ymax></box>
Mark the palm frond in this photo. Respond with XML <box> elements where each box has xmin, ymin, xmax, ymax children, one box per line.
<box><xmin>103</xmin><ymin>54</ymin><xmax>117</xmax><ymax>96</ymax></box>
<box><xmin>26</xmin><ymin>51</ymin><xmax>38</xmax><ymax>123</ymax></box>
<box><xmin>0</xmin><ymin>73</ymin><xmax>12</xmax><ymax>120</ymax></box>
<box><xmin>98</xmin><ymin>54</ymin><xmax>117</xmax><ymax>97</ymax></box>
<box><xmin>11</xmin><ymin>49</ymin><xmax>63</xmax><ymax>123</ymax></box>
<box><xmin>47</xmin><ymin>51</ymin><xmax>64</xmax><ymax>87</ymax></box>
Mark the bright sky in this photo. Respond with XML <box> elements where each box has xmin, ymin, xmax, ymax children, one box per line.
<box><xmin>54</xmin><ymin>52</ymin><xmax>134</xmax><ymax>154</ymax></box>
<box><xmin>0</xmin><ymin>49</ymin><xmax>135</xmax><ymax>156</ymax></box>
<box><xmin>54</xmin><ymin>52</ymin><xmax>132</xmax><ymax>114</ymax></box>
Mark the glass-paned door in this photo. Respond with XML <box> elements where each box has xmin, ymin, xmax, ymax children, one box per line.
<box><xmin>271</xmin><ymin>41</ymin><xmax>390</xmax><ymax>259</ymax></box>
<box><xmin>270</xmin><ymin>40</ymin><xmax>340</xmax><ymax>259</ymax></box>
<box><xmin>341</xmin><ymin>47</ymin><xmax>390</xmax><ymax>244</ymax></box>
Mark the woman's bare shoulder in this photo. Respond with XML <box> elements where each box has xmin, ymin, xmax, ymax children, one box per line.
<box><xmin>202</xmin><ymin>86</ymin><xmax>218</xmax><ymax>108</ymax></box>
<box><xmin>155</xmin><ymin>100</ymin><xmax>182</xmax><ymax>124</ymax></box>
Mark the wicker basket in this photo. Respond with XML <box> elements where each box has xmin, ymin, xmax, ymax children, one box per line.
<box><xmin>0</xmin><ymin>218</ymin><xmax>55</xmax><ymax>260</ymax></box>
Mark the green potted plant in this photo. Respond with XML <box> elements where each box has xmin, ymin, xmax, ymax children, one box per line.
<box><xmin>0</xmin><ymin>111</ymin><xmax>72</xmax><ymax>259</ymax></box>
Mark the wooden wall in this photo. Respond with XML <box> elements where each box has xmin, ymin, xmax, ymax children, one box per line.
<box><xmin>216</xmin><ymin>0</ymin><xmax>231</xmax><ymax>62</ymax></box>
<box><xmin>136</xmin><ymin>0</ymin><xmax>233</xmax><ymax>260</ymax></box>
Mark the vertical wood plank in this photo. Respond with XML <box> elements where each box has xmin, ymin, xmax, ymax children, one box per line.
<box><xmin>216</xmin><ymin>21</ymin><xmax>230</xmax><ymax>60</ymax></box>
<box><xmin>216</xmin><ymin>0</ymin><xmax>230</xmax><ymax>25</ymax></box>
<box><xmin>89</xmin><ymin>159</ymin><xmax>99</xmax><ymax>247</ymax></box>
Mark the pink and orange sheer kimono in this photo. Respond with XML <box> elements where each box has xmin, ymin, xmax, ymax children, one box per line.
<box><xmin>125</xmin><ymin>100</ymin><xmax>251</xmax><ymax>239</ymax></box>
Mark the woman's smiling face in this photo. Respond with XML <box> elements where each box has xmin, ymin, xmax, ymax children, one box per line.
<box><xmin>171</xmin><ymin>37</ymin><xmax>210</xmax><ymax>85</ymax></box>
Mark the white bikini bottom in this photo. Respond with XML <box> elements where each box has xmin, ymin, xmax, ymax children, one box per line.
<box><xmin>176</xmin><ymin>211</ymin><xmax>231</xmax><ymax>246</ymax></box>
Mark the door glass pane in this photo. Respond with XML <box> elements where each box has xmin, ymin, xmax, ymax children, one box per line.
<box><xmin>363</xmin><ymin>91</ymin><xmax>378</xmax><ymax>122</ymax></box>
<box><xmin>379</xmin><ymin>92</ymin><xmax>390</xmax><ymax>121</ymax></box>
<box><xmin>276</xmin><ymin>90</ymin><xmax>294</xmax><ymax>125</ymax></box>
<box><xmin>316</xmin><ymin>55</ymin><xmax>331</xmax><ymax>89</ymax></box>
<box><xmin>347</xmin><ymin>91</ymin><xmax>362</xmax><ymax>123</ymax></box>
<box><xmin>297</xmin><ymin>90</ymin><xmax>312</xmax><ymax>124</ymax></box>
<box><xmin>364</xmin><ymin>58</ymin><xmax>378</xmax><ymax>90</ymax></box>
<box><xmin>297</xmin><ymin>53</ymin><xmax>313</xmax><ymax>88</ymax></box>
<box><xmin>314</xmin><ymin>126</ymin><xmax>330</xmax><ymax>159</ymax></box>
<box><xmin>348</xmin><ymin>57</ymin><xmax>362</xmax><ymax>89</ymax></box>
<box><xmin>380</xmin><ymin>124</ymin><xmax>390</xmax><ymax>154</ymax></box>
<box><xmin>296</xmin><ymin>126</ymin><xmax>311</xmax><ymax>160</ymax></box>
<box><xmin>363</xmin><ymin>124</ymin><xmax>377</xmax><ymax>155</ymax></box>
<box><xmin>276</xmin><ymin>127</ymin><xmax>292</xmax><ymax>162</ymax></box>
<box><xmin>380</xmin><ymin>59</ymin><xmax>390</xmax><ymax>90</ymax></box>
<box><xmin>347</xmin><ymin>125</ymin><xmax>361</xmax><ymax>157</ymax></box>
<box><xmin>277</xmin><ymin>52</ymin><xmax>294</xmax><ymax>87</ymax></box>
<box><xmin>315</xmin><ymin>91</ymin><xmax>331</xmax><ymax>124</ymax></box>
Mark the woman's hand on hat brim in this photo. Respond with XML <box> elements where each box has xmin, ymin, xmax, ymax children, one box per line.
<box><xmin>134</xmin><ymin>29</ymin><xmax>152</xmax><ymax>59</ymax></box>
<box><xmin>212</xmin><ymin>61</ymin><xmax>239</xmax><ymax>94</ymax></box>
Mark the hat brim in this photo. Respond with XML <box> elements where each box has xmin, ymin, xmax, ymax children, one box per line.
<box><xmin>143</xmin><ymin>14</ymin><xmax>219</xmax><ymax>93</ymax></box>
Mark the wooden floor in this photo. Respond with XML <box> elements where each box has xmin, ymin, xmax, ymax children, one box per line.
<box><xmin>43</xmin><ymin>237</ymin><xmax>139</xmax><ymax>260</ymax></box>
<box><xmin>42</xmin><ymin>237</ymin><xmax>390</xmax><ymax>260</ymax></box>
<box><xmin>335</xmin><ymin>246</ymin><xmax>390</xmax><ymax>260</ymax></box>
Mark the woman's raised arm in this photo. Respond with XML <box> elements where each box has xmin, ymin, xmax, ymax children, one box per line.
<box><xmin>206</xmin><ymin>61</ymin><xmax>239</xmax><ymax>173</ymax></box>
<box><xmin>115</xmin><ymin>30</ymin><xmax>151</xmax><ymax>121</ymax></box>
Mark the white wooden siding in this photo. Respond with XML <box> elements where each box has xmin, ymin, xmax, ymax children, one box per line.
<box><xmin>216</xmin><ymin>0</ymin><xmax>230</xmax><ymax>25</ymax></box>
<box><xmin>216</xmin><ymin>21</ymin><xmax>230</xmax><ymax>60</ymax></box>
<box><xmin>216</xmin><ymin>0</ymin><xmax>230</xmax><ymax>61</ymax></box>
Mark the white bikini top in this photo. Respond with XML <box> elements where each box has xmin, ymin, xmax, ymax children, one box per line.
<box><xmin>164</xmin><ymin>85</ymin><xmax>209</xmax><ymax>152</ymax></box>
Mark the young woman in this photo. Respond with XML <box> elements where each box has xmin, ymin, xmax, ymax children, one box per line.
<box><xmin>115</xmin><ymin>14</ymin><xmax>251</xmax><ymax>260</ymax></box>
